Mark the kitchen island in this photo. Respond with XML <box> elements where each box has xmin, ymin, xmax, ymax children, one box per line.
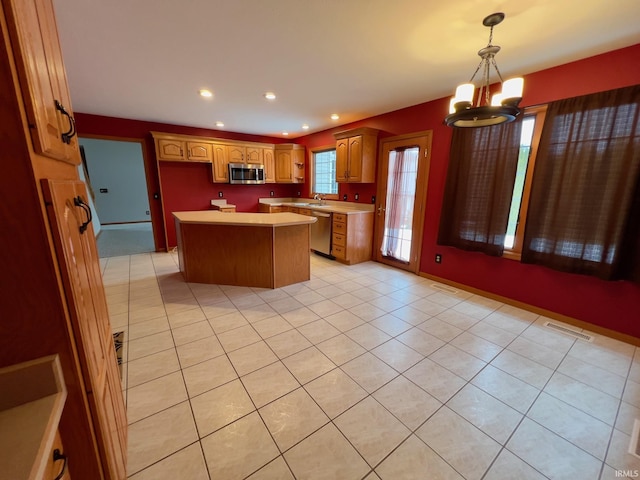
<box><xmin>173</xmin><ymin>211</ymin><xmax>317</xmax><ymax>288</ymax></box>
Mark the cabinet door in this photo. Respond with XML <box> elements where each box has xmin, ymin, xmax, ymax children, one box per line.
<box><xmin>347</xmin><ymin>136</ymin><xmax>363</xmax><ymax>182</ymax></box>
<box><xmin>42</xmin><ymin>179</ymin><xmax>127</xmax><ymax>480</ymax></box>
<box><xmin>212</xmin><ymin>144</ymin><xmax>229</xmax><ymax>182</ymax></box>
<box><xmin>246</xmin><ymin>146</ymin><xmax>263</xmax><ymax>164</ymax></box>
<box><xmin>156</xmin><ymin>138</ymin><xmax>185</xmax><ymax>161</ymax></box>
<box><xmin>6</xmin><ymin>0</ymin><xmax>79</xmax><ymax>164</ymax></box>
<box><xmin>275</xmin><ymin>150</ymin><xmax>293</xmax><ymax>182</ymax></box>
<box><xmin>186</xmin><ymin>141</ymin><xmax>213</xmax><ymax>162</ymax></box>
<box><xmin>335</xmin><ymin>138</ymin><xmax>349</xmax><ymax>182</ymax></box>
<box><xmin>227</xmin><ymin>145</ymin><xmax>245</xmax><ymax>163</ymax></box>
<box><xmin>263</xmin><ymin>148</ymin><xmax>276</xmax><ymax>183</ymax></box>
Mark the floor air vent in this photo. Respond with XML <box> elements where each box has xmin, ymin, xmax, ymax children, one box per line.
<box><xmin>630</xmin><ymin>419</ymin><xmax>640</xmax><ymax>459</ymax></box>
<box><xmin>430</xmin><ymin>283</ymin><xmax>459</xmax><ymax>295</ymax></box>
<box><xmin>543</xmin><ymin>321</ymin><xmax>594</xmax><ymax>342</ymax></box>
<box><xmin>113</xmin><ymin>331</ymin><xmax>125</xmax><ymax>379</ymax></box>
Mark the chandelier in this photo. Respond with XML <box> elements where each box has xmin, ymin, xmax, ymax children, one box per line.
<box><xmin>445</xmin><ymin>12</ymin><xmax>524</xmax><ymax>128</ymax></box>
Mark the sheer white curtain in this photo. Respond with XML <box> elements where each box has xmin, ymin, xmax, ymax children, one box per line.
<box><xmin>381</xmin><ymin>147</ymin><xmax>419</xmax><ymax>262</ymax></box>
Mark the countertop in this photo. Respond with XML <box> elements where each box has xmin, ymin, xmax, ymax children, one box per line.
<box><xmin>0</xmin><ymin>355</ymin><xmax>67</xmax><ymax>480</ymax></box>
<box><xmin>259</xmin><ymin>198</ymin><xmax>375</xmax><ymax>215</ymax></box>
<box><xmin>173</xmin><ymin>211</ymin><xmax>317</xmax><ymax>226</ymax></box>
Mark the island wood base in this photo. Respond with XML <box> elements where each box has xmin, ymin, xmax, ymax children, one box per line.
<box><xmin>175</xmin><ymin>219</ymin><xmax>312</xmax><ymax>288</ymax></box>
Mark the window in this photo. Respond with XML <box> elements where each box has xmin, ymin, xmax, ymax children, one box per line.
<box><xmin>310</xmin><ymin>147</ymin><xmax>338</xmax><ymax>197</ymax></box>
<box><xmin>503</xmin><ymin>105</ymin><xmax>547</xmax><ymax>259</ymax></box>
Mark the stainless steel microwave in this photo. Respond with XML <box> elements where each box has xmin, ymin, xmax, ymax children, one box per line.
<box><xmin>228</xmin><ymin>163</ymin><xmax>265</xmax><ymax>184</ymax></box>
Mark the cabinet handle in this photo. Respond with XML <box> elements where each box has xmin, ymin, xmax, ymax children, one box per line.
<box><xmin>74</xmin><ymin>196</ymin><xmax>93</xmax><ymax>234</ymax></box>
<box><xmin>53</xmin><ymin>449</ymin><xmax>68</xmax><ymax>480</ymax></box>
<box><xmin>55</xmin><ymin>100</ymin><xmax>76</xmax><ymax>144</ymax></box>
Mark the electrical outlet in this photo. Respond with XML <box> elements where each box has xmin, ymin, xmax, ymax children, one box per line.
<box><xmin>343</xmin><ymin>194</ymin><xmax>348</xmax><ymax>201</ymax></box>
<box><xmin>371</xmin><ymin>195</ymin><xmax>376</xmax><ymax>203</ymax></box>
<box><xmin>270</xmin><ymin>191</ymin><xmax>274</xmax><ymax>197</ymax></box>
<box><xmin>218</xmin><ymin>191</ymin><xmax>223</xmax><ymax>198</ymax></box>
<box><xmin>297</xmin><ymin>191</ymin><xmax>301</xmax><ymax>196</ymax></box>
<box><xmin>354</xmin><ymin>193</ymin><xmax>359</xmax><ymax>200</ymax></box>
<box><xmin>435</xmin><ymin>253</ymin><xmax>442</xmax><ymax>264</ymax></box>
<box><xmin>145</xmin><ymin>210</ymin><xmax>150</xmax><ymax>215</ymax></box>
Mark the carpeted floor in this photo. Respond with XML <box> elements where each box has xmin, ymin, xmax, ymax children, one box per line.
<box><xmin>97</xmin><ymin>223</ymin><xmax>155</xmax><ymax>258</ymax></box>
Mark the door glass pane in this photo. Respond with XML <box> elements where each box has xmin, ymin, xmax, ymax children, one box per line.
<box><xmin>313</xmin><ymin>149</ymin><xmax>338</xmax><ymax>194</ymax></box>
<box><xmin>381</xmin><ymin>147</ymin><xmax>419</xmax><ymax>262</ymax></box>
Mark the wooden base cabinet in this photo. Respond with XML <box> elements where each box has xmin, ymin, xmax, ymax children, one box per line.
<box><xmin>1</xmin><ymin>0</ymin><xmax>127</xmax><ymax>478</ymax></box>
<box><xmin>332</xmin><ymin>212</ymin><xmax>374</xmax><ymax>265</ymax></box>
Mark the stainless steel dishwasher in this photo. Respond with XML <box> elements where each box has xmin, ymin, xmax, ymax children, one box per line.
<box><xmin>310</xmin><ymin>210</ymin><xmax>333</xmax><ymax>258</ymax></box>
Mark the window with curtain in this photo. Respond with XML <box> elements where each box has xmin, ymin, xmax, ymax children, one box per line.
<box><xmin>437</xmin><ymin>119</ymin><xmax>523</xmax><ymax>256</ymax></box>
<box><xmin>522</xmin><ymin>85</ymin><xmax>640</xmax><ymax>281</ymax></box>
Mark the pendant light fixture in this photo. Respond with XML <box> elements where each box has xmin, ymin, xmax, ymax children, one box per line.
<box><xmin>445</xmin><ymin>12</ymin><xmax>524</xmax><ymax>128</ymax></box>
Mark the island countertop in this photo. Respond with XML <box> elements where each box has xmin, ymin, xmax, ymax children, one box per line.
<box><xmin>173</xmin><ymin>211</ymin><xmax>317</xmax><ymax>226</ymax></box>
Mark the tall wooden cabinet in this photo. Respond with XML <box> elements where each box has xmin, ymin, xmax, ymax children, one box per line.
<box><xmin>0</xmin><ymin>0</ymin><xmax>127</xmax><ymax>478</ymax></box>
<box><xmin>275</xmin><ymin>143</ymin><xmax>305</xmax><ymax>183</ymax></box>
<box><xmin>334</xmin><ymin>127</ymin><xmax>379</xmax><ymax>183</ymax></box>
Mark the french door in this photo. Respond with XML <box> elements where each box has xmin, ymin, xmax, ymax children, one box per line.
<box><xmin>374</xmin><ymin>131</ymin><xmax>432</xmax><ymax>273</ymax></box>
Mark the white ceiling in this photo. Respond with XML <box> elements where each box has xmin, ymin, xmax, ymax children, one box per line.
<box><xmin>52</xmin><ymin>0</ymin><xmax>640</xmax><ymax>139</ymax></box>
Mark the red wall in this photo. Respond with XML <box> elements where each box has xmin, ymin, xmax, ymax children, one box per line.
<box><xmin>76</xmin><ymin>44</ymin><xmax>640</xmax><ymax>339</ymax></box>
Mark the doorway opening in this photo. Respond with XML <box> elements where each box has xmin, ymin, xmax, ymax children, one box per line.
<box><xmin>374</xmin><ymin>131</ymin><xmax>432</xmax><ymax>273</ymax></box>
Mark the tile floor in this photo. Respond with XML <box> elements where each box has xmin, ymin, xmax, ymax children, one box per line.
<box><xmin>101</xmin><ymin>252</ymin><xmax>640</xmax><ymax>480</ymax></box>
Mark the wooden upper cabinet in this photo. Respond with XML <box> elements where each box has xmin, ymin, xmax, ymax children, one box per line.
<box><xmin>246</xmin><ymin>146</ymin><xmax>263</xmax><ymax>164</ymax></box>
<box><xmin>275</xmin><ymin>144</ymin><xmax>305</xmax><ymax>183</ymax></box>
<box><xmin>334</xmin><ymin>127</ymin><xmax>379</xmax><ymax>183</ymax></box>
<box><xmin>152</xmin><ymin>133</ymin><xmax>213</xmax><ymax>163</ymax></box>
<box><xmin>227</xmin><ymin>144</ymin><xmax>245</xmax><ymax>163</ymax></box>
<box><xmin>6</xmin><ymin>0</ymin><xmax>79</xmax><ymax>164</ymax></box>
<box><xmin>212</xmin><ymin>143</ymin><xmax>230</xmax><ymax>183</ymax></box>
<box><xmin>186</xmin><ymin>141</ymin><xmax>213</xmax><ymax>162</ymax></box>
<box><xmin>156</xmin><ymin>138</ymin><xmax>185</xmax><ymax>161</ymax></box>
<box><xmin>263</xmin><ymin>148</ymin><xmax>275</xmax><ymax>183</ymax></box>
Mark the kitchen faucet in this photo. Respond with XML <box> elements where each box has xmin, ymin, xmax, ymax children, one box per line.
<box><xmin>313</xmin><ymin>193</ymin><xmax>326</xmax><ymax>205</ymax></box>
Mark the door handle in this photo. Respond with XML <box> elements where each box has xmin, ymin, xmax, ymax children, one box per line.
<box><xmin>377</xmin><ymin>205</ymin><xmax>385</xmax><ymax>216</ymax></box>
<box><xmin>55</xmin><ymin>100</ymin><xmax>76</xmax><ymax>144</ymax></box>
<box><xmin>74</xmin><ymin>196</ymin><xmax>92</xmax><ymax>234</ymax></box>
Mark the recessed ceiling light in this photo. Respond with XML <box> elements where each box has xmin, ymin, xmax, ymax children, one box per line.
<box><xmin>215</xmin><ymin>121</ymin><xmax>224</xmax><ymax>128</ymax></box>
<box><xmin>282</xmin><ymin>131</ymin><xmax>289</xmax><ymax>136</ymax></box>
<box><xmin>330</xmin><ymin>113</ymin><xmax>339</xmax><ymax>120</ymax></box>
<box><xmin>264</xmin><ymin>92</ymin><xmax>276</xmax><ymax>100</ymax></box>
<box><xmin>302</xmin><ymin>124</ymin><xmax>310</xmax><ymax>130</ymax></box>
<box><xmin>199</xmin><ymin>89</ymin><xmax>213</xmax><ymax>98</ymax></box>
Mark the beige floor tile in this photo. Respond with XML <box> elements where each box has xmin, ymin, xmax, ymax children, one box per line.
<box><xmin>201</xmin><ymin>412</ymin><xmax>280</xmax><ymax>479</ymax></box>
<box><xmin>217</xmin><ymin>324</ymin><xmax>261</xmax><ymax>352</ymax></box>
<box><xmin>171</xmin><ymin>320</ymin><xmax>214</xmax><ymax>347</ymax></box>
<box><xmin>472</xmin><ymin>365</ymin><xmax>540</xmax><ymax>414</ymax></box>
<box><xmin>433</xmin><ymin>308</ymin><xmax>479</xmax><ymax>330</ymax></box>
<box><xmin>265</xmin><ymin>329</ymin><xmax>313</xmax><ymax>359</ymax></box>
<box><xmin>335</xmin><ymin>396</ymin><xmax>411</xmax><ymax>467</ymax></box>
<box><xmin>175</xmin><ymin>335</ymin><xmax>224</xmax><ymax>368</ymax></box>
<box><xmin>491</xmin><ymin>349</ymin><xmax>554</xmax><ymax>389</ymax></box>
<box><xmin>416</xmin><ymin>407</ymin><xmax>501</xmax><ymax>480</ymax></box>
<box><xmin>375</xmin><ymin>434</ymin><xmax>464</xmax><ymax>480</ymax></box>
<box><xmin>246</xmin><ymin>456</ymin><xmax>295</xmax><ymax>479</ymax></box>
<box><xmin>129</xmin><ymin>305</ymin><xmax>169</xmax><ymax>324</ymax></box>
<box><xmin>127</xmin><ymin>401</ymin><xmax>198</xmax><ymax>476</ymax></box>
<box><xmin>284</xmin><ymin>423</ymin><xmax>370</xmax><ymax>480</ymax></box>
<box><xmin>128</xmin><ymin>330</ymin><xmax>175</xmax><ymax>361</ymax></box>
<box><xmin>404</xmin><ymin>358</ymin><xmax>466</xmax><ymax>403</ymax></box>
<box><xmin>507</xmin><ymin>336</ymin><xmax>565</xmax><ymax>369</ymax></box>
<box><xmin>280</xmin><ymin>306</ymin><xmax>321</xmax><ymax>327</ymax></box>
<box><xmin>323</xmin><ymin>310</ymin><xmax>366</xmax><ymax>332</ymax></box>
<box><xmin>390</xmin><ymin>305</ymin><xmax>432</xmax><ymax>326</ymax></box>
<box><xmin>468</xmin><ymin>321</ymin><xmax>517</xmax><ymax>347</ymax></box>
<box><xmin>447</xmin><ymin>384</ymin><xmax>523</xmax><ymax>444</ymax></box>
<box><xmin>182</xmin><ymin>355</ymin><xmax>238</xmax><ymax>397</ymax></box>
<box><xmin>342</xmin><ymin>352</ymin><xmax>399</xmax><ymax>393</ymax></box>
<box><xmin>449</xmin><ymin>331</ymin><xmax>502</xmax><ymax>362</ymax></box>
<box><xmin>207</xmin><ymin>311</ymin><xmax>248</xmax><ymax>334</ymax></box>
<box><xmin>429</xmin><ymin>344</ymin><xmax>487</xmax><ymax>381</ymax></box>
<box><xmin>507</xmin><ymin>418</ymin><xmax>602</xmax><ymax>479</ymax></box>
<box><xmin>346</xmin><ymin>323</ymin><xmax>392</xmax><ymax>350</ymax></box>
<box><xmin>528</xmin><ymin>392</ymin><xmax>612</xmax><ymax>460</ymax></box>
<box><xmin>605</xmin><ymin>428</ymin><xmax>640</xmax><ymax>472</ymax></box>
<box><xmin>297</xmin><ymin>318</ymin><xmax>341</xmax><ymax>344</ymax></box>
<box><xmin>371</xmin><ymin>338</ymin><xmax>424</xmax><ymax>372</ymax></box>
<box><xmin>128</xmin><ymin>316</ymin><xmax>170</xmax><ymax>341</ymax></box>
<box><xmin>259</xmin><ymin>387</ymin><xmax>329</xmax><ymax>451</ymax></box>
<box><xmin>241</xmin><ymin>361</ymin><xmax>301</xmax><ymax>408</ymax></box>
<box><xmin>128</xmin><ymin>348</ymin><xmax>180</xmax><ymax>388</ymax></box>
<box><xmin>369</xmin><ymin>314</ymin><xmax>413</xmax><ymax>336</ymax></box>
<box><xmin>417</xmin><ymin>318</ymin><xmax>463</xmax><ymax>342</ymax></box>
<box><xmin>269</xmin><ymin>296</ymin><xmax>306</xmax><ymax>314</ymax></box>
<box><xmin>482</xmin><ymin>307</ymin><xmax>536</xmax><ymax>335</ymax></box>
<box><xmin>282</xmin><ymin>346</ymin><xmax>336</xmax><ymax>384</ymax></box>
<box><xmin>239</xmin><ymin>303</ymin><xmax>279</xmax><ymax>323</ymax></box>
<box><xmin>453</xmin><ymin>295</ymin><xmax>502</xmax><ymax>319</ymax></box>
<box><xmin>128</xmin><ymin>443</ymin><xmax>208</xmax><ymax>480</ymax></box>
<box><xmin>316</xmin><ymin>334</ymin><xmax>366</xmax><ymax>366</ymax></box>
<box><xmin>166</xmin><ymin>307</ymin><xmax>206</xmax><ymax>329</ymax></box>
<box><xmin>348</xmin><ymin>302</ymin><xmax>387</xmax><ymax>322</ymax></box>
<box><xmin>127</xmin><ymin>371</ymin><xmax>188</xmax><ymax>424</ymax></box>
<box><xmin>520</xmin><ymin>323</ymin><xmax>576</xmax><ymax>353</ymax></box>
<box><xmin>305</xmin><ymin>368</ymin><xmax>368</xmax><ymax>418</ymax></box>
<box><xmin>227</xmin><ymin>340</ymin><xmax>278</xmax><ymax>376</ymax></box>
<box><xmin>307</xmin><ymin>298</ymin><xmax>344</xmax><ymax>318</ymax></box>
<box><xmin>623</xmin><ymin>379</ymin><xmax>640</xmax><ymax>409</ymax></box>
<box><xmin>396</xmin><ymin>327</ymin><xmax>446</xmax><ymax>356</ymax></box>
<box><xmin>331</xmin><ymin>292</ymin><xmax>366</xmax><ymax>309</ymax></box>
<box><xmin>251</xmin><ymin>315</ymin><xmax>293</xmax><ymax>339</ymax></box>
<box><xmin>201</xmin><ymin>299</ymin><xmax>238</xmax><ymax>319</ymax></box>
<box><xmin>615</xmin><ymin>401</ymin><xmax>640</xmax><ymax>435</ymax></box>
<box><xmin>291</xmin><ymin>290</ymin><xmax>326</xmax><ymax>307</ymax></box>
<box><xmin>544</xmin><ymin>372</ymin><xmax>619</xmax><ymax>425</ymax></box>
<box><xmin>411</xmin><ymin>298</ymin><xmax>450</xmax><ymax>317</ymax></box>
<box><xmin>483</xmin><ymin>449</ymin><xmax>547</xmax><ymax>480</ymax></box>
<box><xmin>373</xmin><ymin>375</ymin><xmax>441</xmax><ymax>430</ymax></box>
<box><xmin>558</xmin><ymin>354</ymin><xmax>626</xmax><ymax>398</ymax></box>
<box><xmin>190</xmin><ymin>379</ymin><xmax>255</xmax><ymax>437</ymax></box>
